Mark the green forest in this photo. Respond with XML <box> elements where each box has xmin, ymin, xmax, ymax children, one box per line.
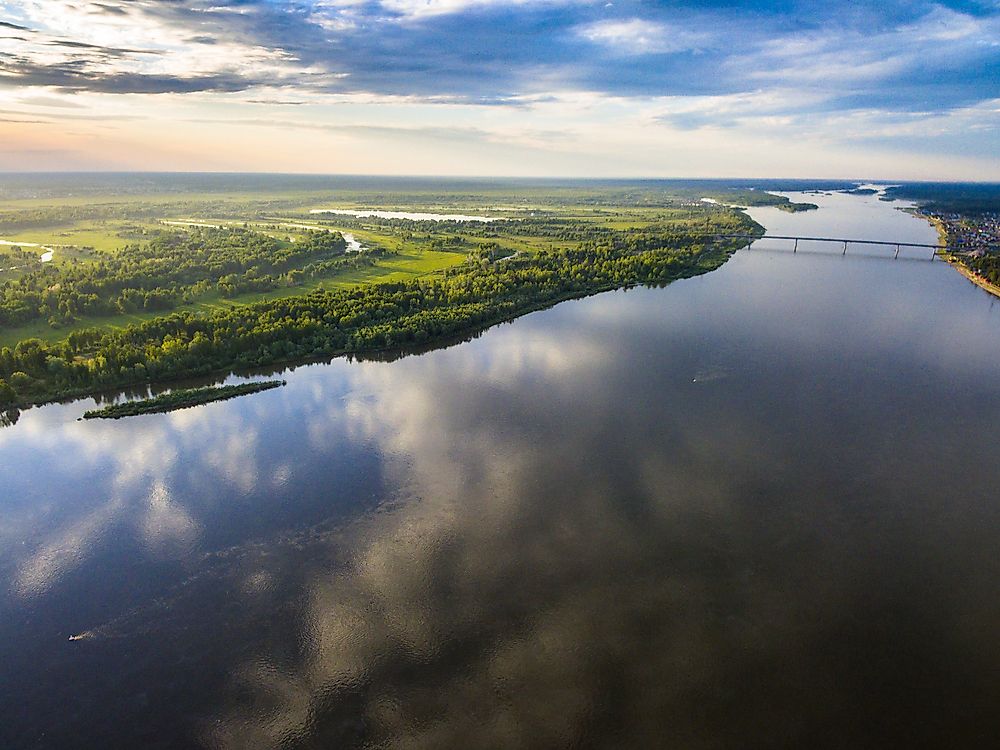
<box><xmin>960</xmin><ymin>248</ymin><xmax>1000</xmax><ymax>285</ymax></box>
<box><xmin>0</xmin><ymin>227</ymin><xmax>348</xmax><ymax>326</ymax></box>
<box><xmin>0</xmin><ymin>186</ymin><xmax>761</xmax><ymax>409</ymax></box>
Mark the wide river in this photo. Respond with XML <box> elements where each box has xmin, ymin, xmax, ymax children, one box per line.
<box><xmin>4</xmin><ymin>191</ymin><xmax>1000</xmax><ymax>748</ymax></box>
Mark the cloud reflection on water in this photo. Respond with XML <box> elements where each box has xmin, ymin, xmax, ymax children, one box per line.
<box><xmin>204</xmin><ymin>262</ymin><xmax>1000</xmax><ymax>747</ymax></box>
<box><xmin>4</xmin><ymin>201</ymin><xmax>1000</xmax><ymax>746</ymax></box>
<box><xmin>203</xmin><ymin>315</ymin><xmax>851</xmax><ymax>749</ymax></box>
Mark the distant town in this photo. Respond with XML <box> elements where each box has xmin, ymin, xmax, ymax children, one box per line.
<box><xmin>922</xmin><ymin>210</ymin><xmax>1000</xmax><ymax>292</ymax></box>
<box><xmin>927</xmin><ymin>212</ymin><xmax>1000</xmax><ymax>256</ymax></box>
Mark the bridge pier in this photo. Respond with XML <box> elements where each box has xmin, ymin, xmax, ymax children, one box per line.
<box><xmin>714</xmin><ymin>235</ymin><xmax>967</xmax><ymax>260</ymax></box>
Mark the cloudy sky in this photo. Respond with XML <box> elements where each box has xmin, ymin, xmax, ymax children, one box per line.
<box><xmin>0</xmin><ymin>0</ymin><xmax>998</xmax><ymax>178</ymax></box>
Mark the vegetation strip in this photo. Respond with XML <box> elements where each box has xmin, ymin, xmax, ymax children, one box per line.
<box><xmin>0</xmin><ymin>188</ymin><xmax>761</xmax><ymax>409</ymax></box>
<box><xmin>81</xmin><ymin>380</ymin><xmax>285</xmax><ymax>419</ymax></box>
<box><xmin>2</xmin><ymin>235</ymin><xmax>752</xmax><ymax>409</ymax></box>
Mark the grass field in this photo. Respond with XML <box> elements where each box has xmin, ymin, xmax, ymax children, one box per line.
<box><xmin>0</xmin><ymin>246</ymin><xmax>467</xmax><ymax>348</ymax></box>
<box><xmin>0</xmin><ymin>223</ymin><xmax>131</xmax><ymax>252</ymax></box>
<box><xmin>0</xmin><ymin>182</ymin><xmax>751</xmax><ymax>351</ymax></box>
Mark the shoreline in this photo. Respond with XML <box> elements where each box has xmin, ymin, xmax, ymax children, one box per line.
<box><xmin>945</xmin><ymin>255</ymin><xmax>1000</xmax><ymax>300</ymax></box>
<box><xmin>919</xmin><ymin>210</ymin><xmax>1000</xmax><ymax>301</ymax></box>
<box><xmin>3</xmin><ymin>242</ymin><xmax>746</xmax><ymax>414</ymax></box>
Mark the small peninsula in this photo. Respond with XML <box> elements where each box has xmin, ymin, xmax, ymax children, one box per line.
<box><xmin>82</xmin><ymin>380</ymin><xmax>285</xmax><ymax>419</ymax></box>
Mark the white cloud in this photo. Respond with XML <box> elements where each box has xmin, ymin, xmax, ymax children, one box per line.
<box><xmin>1</xmin><ymin>0</ymin><xmax>310</xmax><ymax>86</ymax></box>
<box><xmin>141</xmin><ymin>481</ymin><xmax>199</xmax><ymax>556</ymax></box>
<box><xmin>741</xmin><ymin>7</ymin><xmax>1000</xmax><ymax>87</ymax></box>
<box><xmin>378</xmin><ymin>0</ymin><xmax>581</xmax><ymax>20</ymax></box>
<box><xmin>576</xmin><ymin>18</ymin><xmax>711</xmax><ymax>55</ymax></box>
<box><xmin>903</xmin><ymin>5</ymin><xmax>986</xmax><ymax>42</ymax></box>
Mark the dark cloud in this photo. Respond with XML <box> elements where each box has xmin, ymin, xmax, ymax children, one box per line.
<box><xmin>43</xmin><ymin>38</ymin><xmax>161</xmax><ymax>55</ymax></box>
<box><xmin>90</xmin><ymin>2</ymin><xmax>129</xmax><ymax>14</ymax></box>
<box><xmin>0</xmin><ymin>55</ymin><xmax>261</xmax><ymax>94</ymax></box>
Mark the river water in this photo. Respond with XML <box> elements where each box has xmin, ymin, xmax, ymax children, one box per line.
<box><xmin>4</xmin><ymin>191</ymin><xmax>1000</xmax><ymax>748</ymax></box>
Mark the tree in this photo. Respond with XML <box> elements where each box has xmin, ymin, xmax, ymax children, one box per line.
<box><xmin>9</xmin><ymin>371</ymin><xmax>33</xmax><ymax>393</ymax></box>
<box><xmin>0</xmin><ymin>378</ymin><xmax>15</xmax><ymax>406</ymax></box>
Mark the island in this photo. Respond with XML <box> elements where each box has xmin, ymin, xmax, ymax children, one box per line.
<box><xmin>699</xmin><ymin>189</ymin><xmax>819</xmax><ymax>212</ymax></box>
<box><xmin>81</xmin><ymin>380</ymin><xmax>286</xmax><ymax>419</ymax></box>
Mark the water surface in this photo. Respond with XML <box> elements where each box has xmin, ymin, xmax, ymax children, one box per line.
<box><xmin>309</xmin><ymin>208</ymin><xmax>499</xmax><ymax>222</ymax></box>
<box><xmin>3</xmin><ymin>192</ymin><xmax>1000</xmax><ymax>748</ymax></box>
<box><xmin>0</xmin><ymin>238</ymin><xmax>54</xmax><ymax>263</ymax></box>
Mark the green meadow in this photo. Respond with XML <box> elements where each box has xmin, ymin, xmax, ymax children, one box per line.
<box><xmin>0</xmin><ymin>183</ymin><xmax>756</xmax><ymax>352</ymax></box>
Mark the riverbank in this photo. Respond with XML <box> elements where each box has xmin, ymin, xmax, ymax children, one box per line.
<box><xmin>923</xmin><ymin>212</ymin><xmax>949</xmax><ymax>248</ymax></box>
<box><xmin>2</xmin><ymin>240</ymin><xmax>750</xmax><ymax>412</ymax></box>
<box><xmin>945</xmin><ymin>256</ymin><xmax>1000</xmax><ymax>300</ymax></box>
<box><xmin>921</xmin><ymin>211</ymin><xmax>1000</xmax><ymax>301</ymax></box>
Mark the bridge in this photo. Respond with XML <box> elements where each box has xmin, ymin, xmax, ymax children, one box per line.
<box><xmin>713</xmin><ymin>234</ymin><xmax>963</xmax><ymax>260</ymax></box>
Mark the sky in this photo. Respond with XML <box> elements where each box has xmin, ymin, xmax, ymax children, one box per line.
<box><xmin>0</xmin><ymin>0</ymin><xmax>998</xmax><ymax>178</ymax></box>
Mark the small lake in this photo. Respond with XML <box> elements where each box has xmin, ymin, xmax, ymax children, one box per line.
<box><xmin>309</xmin><ymin>208</ymin><xmax>499</xmax><ymax>222</ymax></box>
<box><xmin>0</xmin><ymin>239</ymin><xmax>44</xmax><ymax>247</ymax></box>
<box><xmin>0</xmin><ymin>238</ymin><xmax>54</xmax><ymax>263</ymax></box>
<box><xmin>4</xmin><ymin>190</ymin><xmax>1000</xmax><ymax>748</ymax></box>
<box><xmin>342</xmin><ymin>232</ymin><xmax>364</xmax><ymax>253</ymax></box>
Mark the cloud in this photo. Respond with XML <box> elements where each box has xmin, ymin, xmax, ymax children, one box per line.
<box><xmin>576</xmin><ymin>18</ymin><xmax>712</xmax><ymax>55</ymax></box>
<box><xmin>91</xmin><ymin>2</ymin><xmax>128</xmax><ymax>15</ymax></box>
<box><xmin>17</xmin><ymin>94</ymin><xmax>85</xmax><ymax>108</ymax></box>
<box><xmin>1</xmin><ymin>0</ymin><xmax>998</xmax><ymax>112</ymax></box>
<box><xmin>0</xmin><ymin>0</ymin><xmax>317</xmax><ymax>95</ymax></box>
<box><xmin>735</xmin><ymin>5</ymin><xmax>1000</xmax><ymax>110</ymax></box>
<box><xmin>0</xmin><ymin>59</ymin><xmax>266</xmax><ymax>94</ymax></box>
<box><xmin>378</xmin><ymin>0</ymin><xmax>584</xmax><ymax>20</ymax></box>
<box><xmin>0</xmin><ymin>0</ymin><xmax>998</xmax><ymax>175</ymax></box>
<box><xmin>198</xmin><ymin>301</ymin><xmax>1000</xmax><ymax>747</ymax></box>
<box><xmin>142</xmin><ymin>481</ymin><xmax>199</xmax><ymax>556</ymax></box>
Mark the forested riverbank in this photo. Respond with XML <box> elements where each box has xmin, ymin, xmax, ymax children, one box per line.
<box><xmin>0</xmin><ymin>231</ymin><xmax>752</xmax><ymax>409</ymax></box>
<box><xmin>0</xmin><ymin>180</ymin><xmax>768</xmax><ymax>411</ymax></box>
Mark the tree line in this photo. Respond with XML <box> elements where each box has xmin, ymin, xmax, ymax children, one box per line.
<box><xmin>0</xmin><ymin>227</ymin><xmax>347</xmax><ymax>328</ymax></box>
<box><xmin>0</xmin><ymin>227</ymin><xmax>754</xmax><ymax>408</ymax></box>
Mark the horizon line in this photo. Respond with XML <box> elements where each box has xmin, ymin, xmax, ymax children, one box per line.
<box><xmin>1</xmin><ymin>171</ymin><xmax>998</xmax><ymax>186</ymax></box>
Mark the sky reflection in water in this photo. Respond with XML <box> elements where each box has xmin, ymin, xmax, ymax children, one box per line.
<box><xmin>3</xmin><ymin>193</ymin><xmax>1000</xmax><ymax>747</ymax></box>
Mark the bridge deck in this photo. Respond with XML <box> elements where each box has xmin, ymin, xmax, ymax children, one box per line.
<box><xmin>716</xmin><ymin>234</ymin><xmax>948</xmax><ymax>250</ymax></box>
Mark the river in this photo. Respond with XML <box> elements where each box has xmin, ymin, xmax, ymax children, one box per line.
<box><xmin>0</xmin><ymin>238</ymin><xmax>54</xmax><ymax>263</ymax></box>
<box><xmin>3</xmin><ymin>190</ymin><xmax>1000</xmax><ymax>748</ymax></box>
